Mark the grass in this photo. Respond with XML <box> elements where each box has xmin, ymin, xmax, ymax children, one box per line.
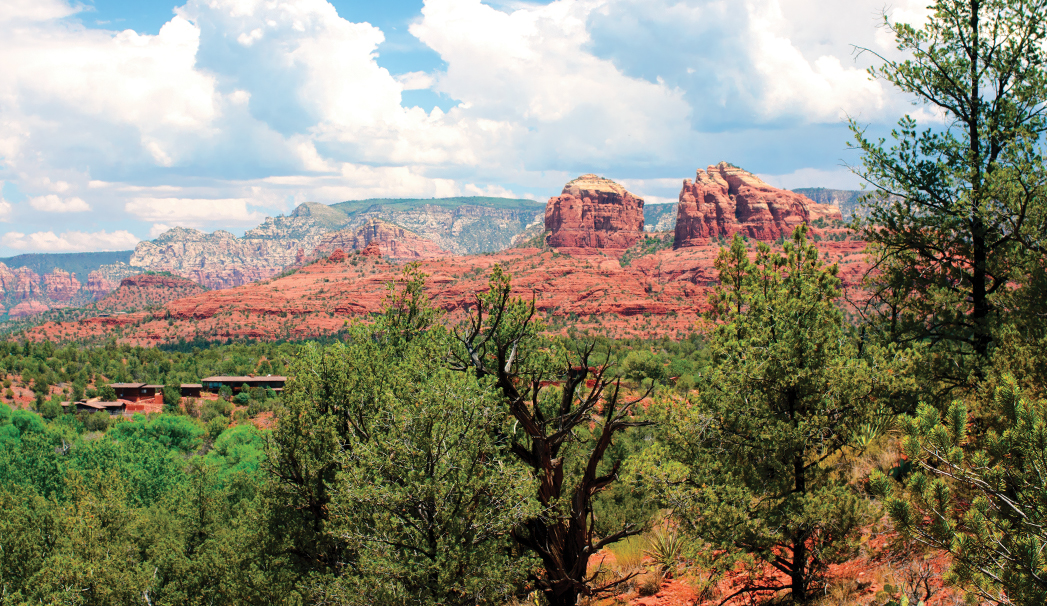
<box><xmin>606</xmin><ymin>534</ymin><xmax>646</xmax><ymax>570</ymax></box>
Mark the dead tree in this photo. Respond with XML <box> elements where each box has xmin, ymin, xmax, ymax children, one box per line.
<box><xmin>449</xmin><ymin>267</ymin><xmax>653</xmax><ymax>606</ymax></box>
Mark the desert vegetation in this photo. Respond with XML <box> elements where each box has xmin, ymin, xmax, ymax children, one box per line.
<box><xmin>2</xmin><ymin>1</ymin><xmax>1047</xmax><ymax>606</ymax></box>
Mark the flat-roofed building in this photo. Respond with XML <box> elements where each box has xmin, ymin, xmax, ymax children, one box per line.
<box><xmin>201</xmin><ymin>375</ymin><xmax>286</xmax><ymax>394</ymax></box>
<box><xmin>65</xmin><ymin>400</ymin><xmax>128</xmax><ymax>416</ymax></box>
<box><xmin>110</xmin><ymin>383</ymin><xmax>163</xmax><ymax>402</ymax></box>
<box><xmin>180</xmin><ymin>384</ymin><xmax>203</xmax><ymax>398</ymax></box>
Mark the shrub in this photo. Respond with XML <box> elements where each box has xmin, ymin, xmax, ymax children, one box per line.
<box><xmin>98</xmin><ymin>384</ymin><xmax>117</xmax><ymax>401</ymax></box>
<box><xmin>184</xmin><ymin>397</ymin><xmax>199</xmax><ymax>418</ymax></box>
<box><xmin>636</xmin><ymin>572</ymin><xmax>663</xmax><ymax>597</ymax></box>
<box><xmin>39</xmin><ymin>397</ymin><xmax>63</xmax><ymax>420</ymax></box>
<box><xmin>162</xmin><ymin>384</ymin><xmax>181</xmax><ymax>407</ymax></box>
<box><xmin>206</xmin><ymin>416</ymin><xmax>228</xmax><ymax>440</ymax></box>
<box><xmin>83</xmin><ymin>411</ymin><xmax>110</xmax><ymax>432</ymax></box>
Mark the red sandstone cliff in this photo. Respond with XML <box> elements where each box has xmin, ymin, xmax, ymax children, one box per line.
<box><xmin>545</xmin><ymin>174</ymin><xmax>645</xmax><ymax>250</ymax></box>
<box><xmin>44</xmin><ymin>269</ymin><xmax>81</xmax><ymax>302</ymax></box>
<box><xmin>674</xmin><ymin>162</ymin><xmax>842</xmax><ymax>247</ymax></box>
<box><xmin>315</xmin><ymin>218</ymin><xmax>448</xmax><ymax>260</ymax></box>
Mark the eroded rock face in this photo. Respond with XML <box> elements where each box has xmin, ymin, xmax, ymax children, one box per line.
<box><xmin>545</xmin><ymin>174</ymin><xmax>645</xmax><ymax>250</ymax></box>
<box><xmin>87</xmin><ymin>271</ymin><xmax>122</xmax><ymax>300</ymax></box>
<box><xmin>9</xmin><ymin>300</ymin><xmax>49</xmax><ymax>320</ymax></box>
<box><xmin>0</xmin><ymin>264</ymin><xmax>41</xmax><ymax>300</ymax></box>
<box><xmin>674</xmin><ymin>162</ymin><xmax>842</xmax><ymax>247</ymax></box>
<box><xmin>316</xmin><ymin>218</ymin><xmax>448</xmax><ymax>260</ymax></box>
<box><xmin>44</xmin><ymin>269</ymin><xmax>80</xmax><ymax>302</ymax></box>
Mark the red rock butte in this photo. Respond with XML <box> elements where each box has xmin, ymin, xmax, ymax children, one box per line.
<box><xmin>545</xmin><ymin>174</ymin><xmax>645</xmax><ymax>251</ymax></box>
<box><xmin>674</xmin><ymin>162</ymin><xmax>842</xmax><ymax>247</ymax></box>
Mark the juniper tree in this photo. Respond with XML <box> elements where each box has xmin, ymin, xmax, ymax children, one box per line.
<box><xmin>449</xmin><ymin>266</ymin><xmax>654</xmax><ymax>606</ymax></box>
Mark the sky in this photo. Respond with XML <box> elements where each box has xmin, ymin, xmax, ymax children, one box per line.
<box><xmin>0</xmin><ymin>0</ymin><xmax>933</xmax><ymax>255</ymax></box>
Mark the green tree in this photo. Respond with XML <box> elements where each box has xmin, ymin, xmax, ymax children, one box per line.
<box><xmin>267</xmin><ymin>265</ymin><xmax>536</xmax><ymax>602</ymax></box>
<box><xmin>98</xmin><ymin>383</ymin><xmax>117</xmax><ymax>401</ymax></box>
<box><xmin>873</xmin><ymin>378</ymin><xmax>1047</xmax><ymax>606</ymax></box>
<box><xmin>658</xmin><ymin>228</ymin><xmax>910</xmax><ymax>603</ymax></box>
<box><xmin>851</xmin><ymin>0</ymin><xmax>1047</xmax><ymax>390</ymax></box>
<box><xmin>163</xmin><ymin>383</ymin><xmax>182</xmax><ymax>409</ymax></box>
<box><xmin>328</xmin><ymin>353</ymin><xmax>537</xmax><ymax>605</ymax></box>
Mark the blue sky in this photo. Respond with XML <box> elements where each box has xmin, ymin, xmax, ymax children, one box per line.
<box><xmin>0</xmin><ymin>0</ymin><xmax>930</xmax><ymax>254</ymax></box>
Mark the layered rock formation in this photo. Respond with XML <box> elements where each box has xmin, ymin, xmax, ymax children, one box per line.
<box><xmin>130</xmin><ymin>199</ymin><xmax>542</xmax><ymax>291</ymax></box>
<box><xmin>0</xmin><ymin>262</ymin><xmax>139</xmax><ymax>320</ymax></box>
<box><xmin>44</xmin><ymin>269</ymin><xmax>80</xmax><ymax>302</ymax></box>
<box><xmin>315</xmin><ymin>218</ymin><xmax>448</xmax><ymax>260</ymax></box>
<box><xmin>130</xmin><ymin>227</ymin><xmax>307</xmax><ymax>290</ymax></box>
<box><xmin>545</xmin><ymin>174</ymin><xmax>645</xmax><ymax>250</ymax></box>
<box><xmin>674</xmin><ymin>163</ymin><xmax>842</xmax><ymax>247</ymax></box>
<box><xmin>93</xmin><ymin>273</ymin><xmax>207</xmax><ymax>313</ymax></box>
<box><xmin>10</xmin><ymin>300</ymin><xmax>49</xmax><ymax>320</ymax></box>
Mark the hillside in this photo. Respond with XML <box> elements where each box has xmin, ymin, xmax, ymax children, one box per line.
<box><xmin>24</xmin><ymin>238</ymin><xmax>869</xmax><ymax>347</ymax></box>
<box><xmin>644</xmin><ymin>203</ymin><xmax>677</xmax><ymax>232</ymax></box>
<box><xmin>129</xmin><ymin>197</ymin><xmax>545</xmax><ymax>291</ymax></box>
<box><xmin>0</xmin><ymin>250</ymin><xmax>133</xmax><ymax>277</ymax></box>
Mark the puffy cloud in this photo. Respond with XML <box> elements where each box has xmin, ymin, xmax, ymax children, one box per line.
<box><xmin>3</xmin><ymin>229</ymin><xmax>139</xmax><ymax>252</ymax></box>
<box><xmin>0</xmin><ymin>0</ymin><xmax>939</xmax><ymax>256</ymax></box>
<box><xmin>29</xmin><ymin>194</ymin><xmax>91</xmax><ymax>212</ymax></box>
<box><xmin>125</xmin><ymin>197</ymin><xmax>267</xmax><ymax>227</ymax></box>
<box><xmin>0</xmin><ymin>198</ymin><xmax>11</xmax><ymax>222</ymax></box>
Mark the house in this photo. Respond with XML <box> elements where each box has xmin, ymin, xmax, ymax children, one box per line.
<box><xmin>180</xmin><ymin>384</ymin><xmax>203</xmax><ymax>398</ymax></box>
<box><xmin>68</xmin><ymin>400</ymin><xmax>128</xmax><ymax>416</ymax></box>
<box><xmin>110</xmin><ymin>383</ymin><xmax>163</xmax><ymax>402</ymax></box>
<box><xmin>201</xmin><ymin>375</ymin><xmax>286</xmax><ymax>394</ymax></box>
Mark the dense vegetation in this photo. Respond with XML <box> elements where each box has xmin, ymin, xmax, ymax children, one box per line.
<box><xmin>2</xmin><ymin>2</ymin><xmax>1047</xmax><ymax>606</ymax></box>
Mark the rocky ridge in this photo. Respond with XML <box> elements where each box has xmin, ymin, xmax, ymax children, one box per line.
<box><xmin>0</xmin><ymin>261</ymin><xmax>140</xmax><ymax>320</ymax></box>
<box><xmin>545</xmin><ymin>174</ymin><xmax>645</xmax><ymax>250</ymax></box>
<box><xmin>314</xmin><ymin>218</ymin><xmax>448</xmax><ymax>260</ymax></box>
<box><xmin>25</xmin><ymin>238</ymin><xmax>870</xmax><ymax>346</ymax></box>
<box><xmin>130</xmin><ymin>198</ymin><xmax>542</xmax><ymax>291</ymax></box>
<box><xmin>674</xmin><ymin>163</ymin><xmax>842</xmax><ymax>247</ymax></box>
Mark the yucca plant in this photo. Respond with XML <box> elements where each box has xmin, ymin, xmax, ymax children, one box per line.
<box><xmin>644</xmin><ymin>529</ymin><xmax>686</xmax><ymax>578</ymax></box>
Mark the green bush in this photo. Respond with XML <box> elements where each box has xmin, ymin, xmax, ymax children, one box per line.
<box><xmin>82</xmin><ymin>411</ymin><xmax>110</xmax><ymax>432</ymax></box>
<box><xmin>39</xmin><ymin>397</ymin><xmax>62</xmax><ymax>420</ymax></box>
<box><xmin>206</xmin><ymin>416</ymin><xmax>228</xmax><ymax>440</ymax></box>
<box><xmin>98</xmin><ymin>384</ymin><xmax>117</xmax><ymax>401</ymax></box>
<box><xmin>162</xmin><ymin>384</ymin><xmax>181</xmax><ymax>407</ymax></box>
<box><xmin>201</xmin><ymin>399</ymin><xmax>233</xmax><ymax>422</ymax></box>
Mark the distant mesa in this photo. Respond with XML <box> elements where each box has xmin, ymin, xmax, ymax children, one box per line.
<box><xmin>673</xmin><ymin>162</ymin><xmax>842</xmax><ymax>248</ymax></box>
<box><xmin>545</xmin><ymin>174</ymin><xmax>645</xmax><ymax>250</ymax></box>
<box><xmin>316</xmin><ymin>218</ymin><xmax>448</xmax><ymax>261</ymax></box>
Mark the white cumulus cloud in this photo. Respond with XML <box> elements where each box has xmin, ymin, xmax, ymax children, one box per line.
<box><xmin>3</xmin><ymin>229</ymin><xmax>139</xmax><ymax>251</ymax></box>
<box><xmin>0</xmin><ymin>0</ymin><xmax>946</xmax><ymax>256</ymax></box>
<box><xmin>125</xmin><ymin>197</ymin><xmax>267</xmax><ymax>226</ymax></box>
<box><xmin>29</xmin><ymin>194</ymin><xmax>91</xmax><ymax>212</ymax></box>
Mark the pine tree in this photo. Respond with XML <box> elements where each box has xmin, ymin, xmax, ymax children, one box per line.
<box><xmin>873</xmin><ymin>378</ymin><xmax>1047</xmax><ymax>606</ymax></box>
<box><xmin>851</xmin><ymin>0</ymin><xmax>1047</xmax><ymax>391</ymax></box>
<box><xmin>660</xmin><ymin>227</ymin><xmax>910</xmax><ymax>603</ymax></box>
